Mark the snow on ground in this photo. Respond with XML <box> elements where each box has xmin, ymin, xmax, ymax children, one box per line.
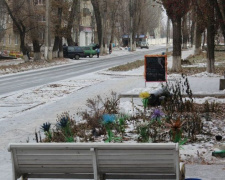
<box><xmin>1</xmin><ymin>45</ymin><xmax>225</xmax><ymax>179</ymax></box>
<box><xmin>0</xmin><ymin>78</ymin><xmax>103</xmax><ymax>121</ymax></box>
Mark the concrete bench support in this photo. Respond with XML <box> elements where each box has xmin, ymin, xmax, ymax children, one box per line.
<box><xmin>219</xmin><ymin>79</ymin><xmax>225</xmax><ymax>90</ymax></box>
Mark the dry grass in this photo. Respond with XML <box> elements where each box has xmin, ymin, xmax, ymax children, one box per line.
<box><xmin>109</xmin><ymin>51</ymin><xmax>172</xmax><ymax>72</ymax></box>
<box><xmin>181</xmin><ymin>51</ymin><xmax>225</xmax><ymax>76</ymax></box>
<box><xmin>0</xmin><ymin>58</ymin><xmax>70</xmax><ymax>74</ymax></box>
<box><xmin>109</xmin><ymin>59</ymin><xmax>144</xmax><ymax>71</ymax></box>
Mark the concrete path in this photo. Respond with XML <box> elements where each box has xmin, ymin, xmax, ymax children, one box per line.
<box><xmin>185</xmin><ymin>164</ymin><xmax>225</xmax><ymax>180</ymax></box>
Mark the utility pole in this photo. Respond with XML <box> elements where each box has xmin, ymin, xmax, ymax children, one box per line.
<box><xmin>129</xmin><ymin>0</ymin><xmax>133</xmax><ymax>51</ymax></box>
<box><xmin>45</xmin><ymin>0</ymin><xmax>52</xmax><ymax>60</ymax></box>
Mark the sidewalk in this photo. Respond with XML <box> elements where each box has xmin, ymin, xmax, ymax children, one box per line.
<box><xmin>185</xmin><ymin>164</ymin><xmax>225</xmax><ymax>180</ymax></box>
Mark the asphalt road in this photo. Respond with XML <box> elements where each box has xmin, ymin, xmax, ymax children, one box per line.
<box><xmin>0</xmin><ymin>47</ymin><xmax>168</xmax><ymax>96</ymax></box>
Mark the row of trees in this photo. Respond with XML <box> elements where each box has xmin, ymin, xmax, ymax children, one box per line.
<box><xmin>161</xmin><ymin>0</ymin><xmax>225</xmax><ymax>73</ymax></box>
<box><xmin>2</xmin><ymin>0</ymin><xmax>225</xmax><ymax>73</ymax></box>
<box><xmin>1</xmin><ymin>0</ymin><xmax>161</xmax><ymax>61</ymax></box>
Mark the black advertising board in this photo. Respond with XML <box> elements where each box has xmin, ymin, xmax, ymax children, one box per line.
<box><xmin>144</xmin><ymin>55</ymin><xmax>167</xmax><ymax>82</ymax></box>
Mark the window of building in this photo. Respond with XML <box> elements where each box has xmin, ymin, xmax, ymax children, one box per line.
<box><xmin>38</xmin><ymin>0</ymin><xmax>45</xmax><ymax>4</ymax></box>
<box><xmin>15</xmin><ymin>35</ymin><xmax>18</xmax><ymax>45</ymax></box>
<box><xmin>36</xmin><ymin>0</ymin><xmax>45</xmax><ymax>5</ymax></box>
<box><xmin>39</xmin><ymin>31</ymin><xmax>45</xmax><ymax>40</ymax></box>
<box><xmin>3</xmin><ymin>37</ymin><xmax>5</xmax><ymax>45</ymax></box>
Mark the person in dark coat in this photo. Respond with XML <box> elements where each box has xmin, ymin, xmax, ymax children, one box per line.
<box><xmin>109</xmin><ymin>41</ymin><xmax>112</xmax><ymax>54</ymax></box>
<box><xmin>96</xmin><ymin>44</ymin><xmax>100</xmax><ymax>58</ymax></box>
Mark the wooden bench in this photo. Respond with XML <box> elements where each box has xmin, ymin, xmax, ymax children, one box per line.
<box><xmin>8</xmin><ymin>143</ymin><xmax>185</xmax><ymax>180</ymax></box>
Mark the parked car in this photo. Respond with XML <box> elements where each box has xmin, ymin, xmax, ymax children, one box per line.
<box><xmin>89</xmin><ymin>43</ymin><xmax>97</xmax><ymax>50</ymax></box>
<box><xmin>140</xmin><ymin>42</ymin><xmax>149</xmax><ymax>49</ymax></box>
<box><xmin>81</xmin><ymin>46</ymin><xmax>97</xmax><ymax>58</ymax></box>
<box><xmin>63</xmin><ymin>46</ymin><xmax>85</xmax><ymax>60</ymax></box>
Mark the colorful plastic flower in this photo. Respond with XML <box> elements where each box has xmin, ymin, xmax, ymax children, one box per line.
<box><xmin>40</xmin><ymin>122</ymin><xmax>51</xmax><ymax>132</ymax></box>
<box><xmin>102</xmin><ymin>114</ymin><xmax>116</xmax><ymax>124</ymax></box>
<box><xmin>139</xmin><ymin>92</ymin><xmax>150</xmax><ymax>99</ymax></box>
<box><xmin>57</xmin><ymin>116</ymin><xmax>70</xmax><ymax>128</ymax></box>
<box><xmin>151</xmin><ymin>109</ymin><xmax>164</xmax><ymax>121</ymax></box>
<box><xmin>139</xmin><ymin>92</ymin><xmax>150</xmax><ymax>110</ymax></box>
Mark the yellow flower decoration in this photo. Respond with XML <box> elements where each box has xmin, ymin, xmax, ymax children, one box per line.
<box><xmin>139</xmin><ymin>91</ymin><xmax>150</xmax><ymax>99</ymax></box>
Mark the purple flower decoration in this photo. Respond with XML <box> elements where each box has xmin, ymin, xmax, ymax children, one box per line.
<box><xmin>102</xmin><ymin>114</ymin><xmax>116</xmax><ymax>124</ymax></box>
<box><xmin>151</xmin><ymin>109</ymin><xmax>164</xmax><ymax>121</ymax></box>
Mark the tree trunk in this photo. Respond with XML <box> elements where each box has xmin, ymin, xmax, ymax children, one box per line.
<box><xmin>206</xmin><ymin>0</ymin><xmax>215</xmax><ymax>73</ymax></box>
<box><xmin>59</xmin><ymin>37</ymin><xmax>63</xmax><ymax>58</ymax></box>
<box><xmin>91</xmin><ymin>0</ymin><xmax>102</xmax><ymax>46</ymax></box>
<box><xmin>53</xmin><ymin>6</ymin><xmax>63</xmax><ymax>58</ymax></box>
<box><xmin>110</xmin><ymin>21</ymin><xmax>115</xmax><ymax>43</ymax></box>
<box><xmin>202</xmin><ymin>30</ymin><xmax>206</xmax><ymax>48</ymax></box>
<box><xmin>166</xmin><ymin>17</ymin><xmax>170</xmax><ymax>53</ymax></box>
<box><xmin>33</xmin><ymin>40</ymin><xmax>41</xmax><ymax>60</ymax></box>
<box><xmin>182</xmin><ymin>14</ymin><xmax>188</xmax><ymax>49</ymax></box>
<box><xmin>53</xmin><ymin>36</ymin><xmax>60</xmax><ymax>58</ymax></box>
<box><xmin>66</xmin><ymin>0</ymin><xmax>78</xmax><ymax>46</ymax></box>
<box><xmin>194</xmin><ymin>9</ymin><xmax>203</xmax><ymax>55</ymax></box>
<box><xmin>171</xmin><ymin>18</ymin><xmax>182</xmax><ymax>72</ymax></box>
<box><xmin>20</xmin><ymin>32</ymin><xmax>29</xmax><ymax>62</ymax></box>
<box><xmin>194</xmin><ymin>29</ymin><xmax>202</xmax><ymax>55</ymax></box>
<box><xmin>214</xmin><ymin>0</ymin><xmax>225</xmax><ymax>42</ymax></box>
<box><xmin>3</xmin><ymin>0</ymin><xmax>28</xmax><ymax>60</ymax></box>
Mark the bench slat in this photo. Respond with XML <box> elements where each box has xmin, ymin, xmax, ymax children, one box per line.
<box><xmin>17</xmin><ymin>154</ymin><xmax>92</xmax><ymax>160</ymax></box>
<box><xmin>105</xmin><ymin>173</ymin><xmax>176</xmax><ymax>179</ymax></box>
<box><xmin>100</xmin><ymin>167</ymin><xmax>174</xmax><ymax>173</ymax></box>
<box><xmin>27</xmin><ymin>173</ymin><xmax>94</xmax><ymax>179</ymax></box>
<box><xmin>97</xmin><ymin>149</ymin><xmax>175</xmax><ymax>155</ymax></box>
<box><xmin>98</xmin><ymin>154</ymin><xmax>174</xmax><ymax>161</ymax></box>
<box><xmin>19</xmin><ymin>167</ymin><xmax>93</xmax><ymax>173</ymax></box>
<box><xmin>16</xmin><ymin>149</ymin><xmax>91</xmax><ymax>155</ymax></box>
<box><xmin>98</xmin><ymin>160</ymin><xmax>174</xmax><ymax>165</ymax></box>
<box><xmin>19</xmin><ymin>164</ymin><xmax>174</xmax><ymax>168</ymax></box>
<box><xmin>19</xmin><ymin>164</ymin><xmax>93</xmax><ymax>168</ymax></box>
<box><xmin>18</xmin><ymin>160</ymin><xmax>92</xmax><ymax>165</ymax></box>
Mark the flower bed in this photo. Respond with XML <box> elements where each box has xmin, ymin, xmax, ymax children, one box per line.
<box><xmin>35</xmin><ymin>76</ymin><xmax>225</xmax><ymax>164</ymax></box>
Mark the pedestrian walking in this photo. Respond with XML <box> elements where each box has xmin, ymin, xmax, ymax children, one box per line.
<box><xmin>96</xmin><ymin>44</ymin><xmax>100</xmax><ymax>58</ymax></box>
<box><xmin>109</xmin><ymin>41</ymin><xmax>112</xmax><ymax>54</ymax></box>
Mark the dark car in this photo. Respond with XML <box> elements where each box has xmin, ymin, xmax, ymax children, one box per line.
<box><xmin>63</xmin><ymin>46</ymin><xmax>85</xmax><ymax>60</ymax></box>
<box><xmin>81</xmin><ymin>46</ymin><xmax>97</xmax><ymax>58</ymax></box>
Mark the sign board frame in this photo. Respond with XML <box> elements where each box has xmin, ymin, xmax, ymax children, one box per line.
<box><xmin>144</xmin><ymin>55</ymin><xmax>167</xmax><ymax>82</ymax></box>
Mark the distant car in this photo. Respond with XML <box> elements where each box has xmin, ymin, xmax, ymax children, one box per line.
<box><xmin>63</xmin><ymin>46</ymin><xmax>85</xmax><ymax>60</ymax></box>
<box><xmin>81</xmin><ymin>46</ymin><xmax>97</xmax><ymax>58</ymax></box>
<box><xmin>140</xmin><ymin>42</ymin><xmax>149</xmax><ymax>49</ymax></box>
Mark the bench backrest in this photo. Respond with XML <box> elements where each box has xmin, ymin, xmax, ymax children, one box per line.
<box><xmin>8</xmin><ymin>143</ymin><xmax>179</xmax><ymax>180</ymax></box>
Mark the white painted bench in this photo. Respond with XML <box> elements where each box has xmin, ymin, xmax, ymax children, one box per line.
<box><xmin>8</xmin><ymin>143</ymin><xmax>185</xmax><ymax>180</ymax></box>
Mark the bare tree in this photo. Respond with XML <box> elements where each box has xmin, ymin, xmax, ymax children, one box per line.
<box><xmin>206</xmin><ymin>0</ymin><xmax>216</xmax><ymax>73</ymax></box>
<box><xmin>3</xmin><ymin>0</ymin><xmax>31</xmax><ymax>61</ymax></box>
<box><xmin>182</xmin><ymin>14</ymin><xmax>188</xmax><ymax>49</ymax></box>
<box><xmin>0</xmin><ymin>0</ymin><xmax>6</xmax><ymax>42</ymax></box>
<box><xmin>52</xmin><ymin>0</ymin><xmax>64</xmax><ymax>58</ymax></box>
<box><xmin>162</xmin><ymin>0</ymin><xmax>191</xmax><ymax>72</ymax></box>
<box><xmin>91</xmin><ymin>0</ymin><xmax>102</xmax><ymax>47</ymax></box>
<box><xmin>64</xmin><ymin>0</ymin><xmax>79</xmax><ymax>46</ymax></box>
<box><xmin>26</xmin><ymin>0</ymin><xmax>45</xmax><ymax>60</ymax></box>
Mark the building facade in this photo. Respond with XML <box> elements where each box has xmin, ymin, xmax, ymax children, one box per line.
<box><xmin>0</xmin><ymin>0</ymin><xmax>94</xmax><ymax>54</ymax></box>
